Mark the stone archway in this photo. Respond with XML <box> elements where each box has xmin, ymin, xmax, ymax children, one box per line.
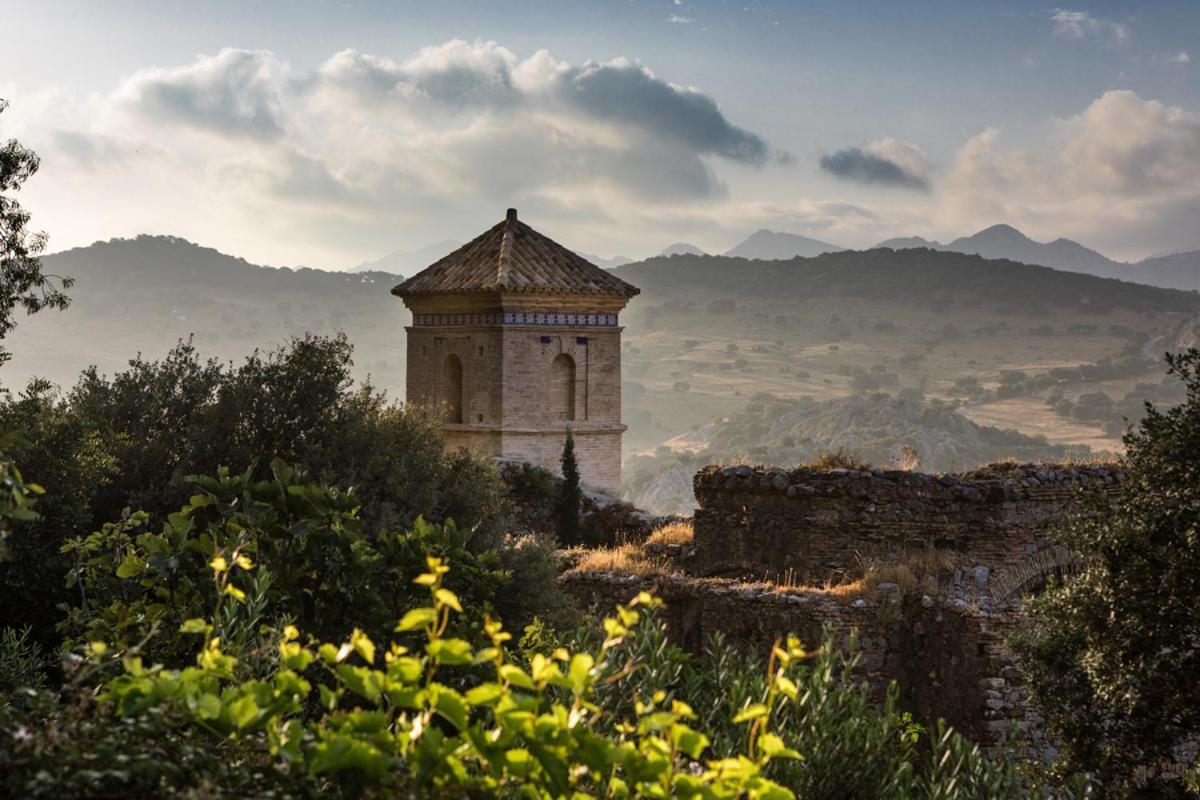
<box><xmin>988</xmin><ymin>545</ymin><xmax>1080</xmax><ymax>603</ymax></box>
<box><xmin>551</xmin><ymin>353</ymin><xmax>576</xmax><ymax>421</ymax></box>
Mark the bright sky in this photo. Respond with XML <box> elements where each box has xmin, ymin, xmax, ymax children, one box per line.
<box><xmin>2</xmin><ymin>0</ymin><xmax>1198</xmax><ymax>267</ymax></box>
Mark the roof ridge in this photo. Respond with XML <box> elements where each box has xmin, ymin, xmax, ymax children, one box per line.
<box><xmin>392</xmin><ymin>208</ymin><xmax>640</xmax><ymax>299</ymax></box>
<box><xmin>496</xmin><ymin>209</ymin><xmax>517</xmax><ymax>287</ymax></box>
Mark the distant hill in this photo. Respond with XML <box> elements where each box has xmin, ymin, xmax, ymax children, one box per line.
<box><xmin>658</xmin><ymin>243</ymin><xmax>707</xmax><ymax>257</ymax></box>
<box><xmin>876</xmin><ymin>235</ymin><xmax>943</xmax><ymax>250</ymax></box>
<box><xmin>614</xmin><ymin>247</ymin><xmax>1199</xmax><ymax>313</ymax></box>
<box><xmin>578</xmin><ymin>251</ymin><xmax>635</xmax><ymax>268</ymax></box>
<box><xmin>1130</xmin><ymin>250</ymin><xmax>1200</xmax><ymax>292</ymax></box>
<box><xmin>2</xmin><ymin>235</ymin><xmax>409</xmax><ymax>396</ymax></box>
<box><xmin>353</xmin><ymin>240</ymin><xmax>462</xmax><ymax>276</ymax></box>
<box><xmin>725</xmin><ymin>229</ymin><xmax>845</xmax><ymax>260</ymax></box>
<box><xmin>876</xmin><ymin>224</ymin><xmax>1200</xmax><ymax>290</ymax></box>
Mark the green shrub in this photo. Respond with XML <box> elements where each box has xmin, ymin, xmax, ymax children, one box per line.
<box><xmin>0</xmin><ymin>626</ymin><xmax>52</xmax><ymax>696</ymax></box>
<box><xmin>57</xmin><ymin>460</ymin><xmax>513</xmax><ymax>664</ymax></box>
<box><xmin>2</xmin><ymin>556</ymin><xmax>1069</xmax><ymax>799</ymax></box>
<box><xmin>0</xmin><ymin>335</ymin><xmax>513</xmax><ymax>638</ymax></box>
<box><xmin>1014</xmin><ymin>349</ymin><xmax>1200</xmax><ymax>797</ymax></box>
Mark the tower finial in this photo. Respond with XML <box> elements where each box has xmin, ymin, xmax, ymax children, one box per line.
<box><xmin>506</xmin><ymin>207</ymin><xmax>517</xmax><ymax>222</ymax></box>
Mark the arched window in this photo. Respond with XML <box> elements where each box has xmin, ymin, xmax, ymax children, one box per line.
<box><xmin>551</xmin><ymin>353</ymin><xmax>576</xmax><ymax>421</ymax></box>
<box><xmin>443</xmin><ymin>354</ymin><xmax>464</xmax><ymax>424</ymax></box>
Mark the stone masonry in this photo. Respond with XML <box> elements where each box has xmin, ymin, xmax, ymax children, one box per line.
<box><xmin>394</xmin><ymin>209</ymin><xmax>639</xmax><ymax>493</ymax></box>
<box><xmin>561</xmin><ymin>461</ymin><xmax>1124</xmax><ymax>758</ymax></box>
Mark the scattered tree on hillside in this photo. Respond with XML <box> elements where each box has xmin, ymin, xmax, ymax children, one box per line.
<box><xmin>0</xmin><ymin>100</ymin><xmax>72</xmax><ymax>365</ymax></box>
<box><xmin>1014</xmin><ymin>348</ymin><xmax>1200</xmax><ymax>797</ymax></box>
<box><xmin>556</xmin><ymin>428</ymin><xmax>582</xmax><ymax>546</ymax></box>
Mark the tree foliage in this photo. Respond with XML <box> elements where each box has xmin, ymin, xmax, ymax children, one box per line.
<box><xmin>556</xmin><ymin>429</ymin><xmax>582</xmax><ymax>546</ymax></box>
<box><xmin>1014</xmin><ymin>348</ymin><xmax>1200</xmax><ymax>797</ymax></box>
<box><xmin>58</xmin><ymin>460</ymin><xmax>506</xmax><ymax>664</ymax></box>
<box><xmin>3</xmin><ymin>549</ymin><xmax>1059</xmax><ymax>799</ymax></box>
<box><xmin>0</xmin><ymin>335</ymin><xmax>541</xmax><ymax>641</ymax></box>
<box><xmin>0</xmin><ymin>99</ymin><xmax>72</xmax><ymax>365</ymax></box>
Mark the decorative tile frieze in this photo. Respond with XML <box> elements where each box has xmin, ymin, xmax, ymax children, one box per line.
<box><xmin>413</xmin><ymin>311</ymin><xmax>619</xmax><ymax>328</ymax></box>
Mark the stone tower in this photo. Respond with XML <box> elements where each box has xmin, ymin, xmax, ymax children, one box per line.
<box><xmin>393</xmin><ymin>209</ymin><xmax>640</xmax><ymax>494</ymax></box>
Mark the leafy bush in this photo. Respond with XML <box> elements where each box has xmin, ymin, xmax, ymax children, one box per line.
<box><xmin>0</xmin><ymin>626</ymin><xmax>52</xmax><ymax>696</ymax></box>
<box><xmin>57</xmin><ymin>461</ymin><xmax>516</xmax><ymax>664</ymax></box>
<box><xmin>1015</xmin><ymin>349</ymin><xmax>1200</xmax><ymax>796</ymax></box>
<box><xmin>0</xmin><ymin>335</ymin><xmax>514</xmax><ymax>637</ymax></box>
<box><xmin>2</xmin><ymin>556</ymin><xmax>1067</xmax><ymax>799</ymax></box>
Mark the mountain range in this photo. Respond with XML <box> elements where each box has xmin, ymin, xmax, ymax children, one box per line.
<box><xmin>352</xmin><ymin>240</ymin><xmax>463</xmax><ymax>276</ymax></box>
<box><xmin>876</xmin><ymin>224</ymin><xmax>1200</xmax><ymax>291</ymax></box>
<box><xmin>724</xmin><ymin>229</ymin><xmax>845</xmax><ymax>260</ymax></box>
<box><xmin>354</xmin><ymin>223</ymin><xmax>1200</xmax><ymax>290</ymax></box>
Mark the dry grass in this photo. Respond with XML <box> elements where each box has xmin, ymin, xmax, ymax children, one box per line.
<box><xmin>808</xmin><ymin>448</ymin><xmax>871</xmax><ymax>471</ymax></box>
<box><xmin>860</xmin><ymin>548</ymin><xmax>954</xmax><ymax>596</ymax></box>
<box><xmin>645</xmin><ymin>520</ymin><xmax>694</xmax><ymax>547</ymax></box>
<box><xmin>573</xmin><ymin>543</ymin><xmax>678</xmax><ymax>577</ymax></box>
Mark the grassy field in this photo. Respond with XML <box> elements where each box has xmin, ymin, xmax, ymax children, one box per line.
<box><xmin>619</xmin><ymin>294</ymin><xmax>1186</xmax><ymax>456</ymax></box>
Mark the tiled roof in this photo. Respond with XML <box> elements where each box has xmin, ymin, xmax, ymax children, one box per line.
<box><xmin>393</xmin><ymin>209</ymin><xmax>639</xmax><ymax>298</ymax></box>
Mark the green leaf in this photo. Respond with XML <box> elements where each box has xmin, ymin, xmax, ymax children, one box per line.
<box><xmin>504</xmin><ymin>748</ymin><xmax>533</xmax><ymax>777</ymax></box>
<box><xmin>180</xmin><ymin>618</ymin><xmax>210</xmax><ymax>634</ymax></box>
<box><xmin>337</xmin><ymin>664</ymin><xmax>385</xmax><ymax>704</ymax></box>
<box><xmin>434</xmin><ymin>587</ymin><xmax>462</xmax><ymax>612</ymax></box>
<box><xmin>732</xmin><ymin>703</ymin><xmax>769</xmax><ymax>724</ymax></box>
<box><xmin>431</xmin><ymin>685</ymin><xmax>470</xmax><ymax>730</ymax></box>
<box><xmin>464</xmin><ymin>682</ymin><xmax>504</xmax><ymax>706</ymax></box>
<box><xmin>568</xmin><ymin>653</ymin><xmax>594</xmax><ymax>693</ymax></box>
<box><xmin>672</xmin><ymin>724</ymin><xmax>710</xmax><ymax>760</ymax></box>
<box><xmin>427</xmin><ymin>638</ymin><xmax>473</xmax><ymax>665</ymax></box>
<box><xmin>757</xmin><ymin>732</ymin><xmax>801</xmax><ymax>760</ymax></box>
<box><xmin>499</xmin><ymin>663</ymin><xmax>535</xmax><ymax>690</ymax></box>
<box><xmin>228</xmin><ymin>695</ymin><xmax>260</xmax><ymax>729</ymax></box>
<box><xmin>196</xmin><ymin>693</ymin><xmax>222</xmax><ymax>720</ymax></box>
<box><xmin>394</xmin><ymin>607</ymin><xmax>437</xmax><ymax>633</ymax></box>
<box><xmin>351</xmin><ymin>629</ymin><xmax>376</xmax><ymax>664</ymax></box>
<box><xmin>115</xmin><ymin>552</ymin><xmax>143</xmax><ymax>578</ymax></box>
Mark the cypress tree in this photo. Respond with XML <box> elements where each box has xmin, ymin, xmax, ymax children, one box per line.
<box><xmin>556</xmin><ymin>429</ymin><xmax>582</xmax><ymax>546</ymax></box>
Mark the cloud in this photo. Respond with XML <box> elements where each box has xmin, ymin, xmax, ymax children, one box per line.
<box><xmin>13</xmin><ymin>40</ymin><xmax>781</xmax><ymax>264</ymax></box>
<box><xmin>117</xmin><ymin>48</ymin><xmax>289</xmax><ymax>140</ymax></box>
<box><xmin>668</xmin><ymin>15</ymin><xmax>694</xmax><ymax>24</ymax></box>
<box><xmin>1050</xmin><ymin>9</ymin><xmax>1130</xmax><ymax>45</ymax></box>
<box><xmin>819</xmin><ymin>139</ymin><xmax>931</xmax><ymax>190</ymax></box>
<box><xmin>937</xmin><ymin>90</ymin><xmax>1200</xmax><ymax>257</ymax></box>
<box><xmin>1154</xmin><ymin>50</ymin><xmax>1191</xmax><ymax>66</ymax></box>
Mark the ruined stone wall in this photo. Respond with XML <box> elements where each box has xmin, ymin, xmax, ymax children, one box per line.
<box><xmin>560</xmin><ymin>571</ymin><xmax>1047</xmax><ymax>759</ymax></box>
<box><xmin>692</xmin><ymin>463</ymin><xmax>1122</xmax><ymax>591</ymax></box>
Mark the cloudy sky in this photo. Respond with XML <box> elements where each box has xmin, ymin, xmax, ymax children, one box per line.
<box><xmin>2</xmin><ymin>0</ymin><xmax>1199</xmax><ymax>267</ymax></box>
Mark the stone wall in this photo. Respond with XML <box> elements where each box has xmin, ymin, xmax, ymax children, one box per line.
<box><xmin>693</xmin><ymin>463</ymin><xmax>1122</xmax><ymax>589</ymax></box>
<box><xmin>403</xmin><ymin>301</ymin><xmax>628</xmax><ymax>493</ymax></box>
<box><xmin>560</xmin><ymin>570</ymin><xmax>1046</xmax><ymax>758</ymax></box>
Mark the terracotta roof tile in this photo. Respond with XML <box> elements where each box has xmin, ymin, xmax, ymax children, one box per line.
<box><xmin>393</xmin><ymin>209</ymin><xmax>639</xmax><ymax>298</ymax></box>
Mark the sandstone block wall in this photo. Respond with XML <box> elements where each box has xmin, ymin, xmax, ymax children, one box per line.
<box><xmin>692</xmin><ymin>463</ymin><xmax>1122</xmax><ymax>590</ymax></box>
<box><xmin>404</xmin><ymin>319</ymin><xmax>626</xmax><ymax>493</ymax></box>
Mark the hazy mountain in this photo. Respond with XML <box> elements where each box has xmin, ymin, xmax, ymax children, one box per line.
<box><xmin>613</xmin><ymin>248</ymin><xmax>1196</xmax><ymax>313</ymax></box>
<box><xmin>578</xmin><ymin>251</ymin><xmax>635</xmax><ymax>268</ymax></box>
<box><xmin>876</xmin><ymin>235</ymin><xmax>946</xmax><ymax>250</ymax></box>
<box><xmin>353</xmin><ymin>240</ymin><xmax>462</xmax><ymax>276</ymax></box>
<box><xmin>725</xmin><ymin>229</ymin><xmax>845</xmax><ymax>260</ymax></box>
<box><xmin>876</xmin><ymin>224</ymin><xmax>1200</xmax><ymax>290</ymax></box>
<box><xmin>1130</xmin><ymin>250</ymin><xmax>1200</xmax><ymax>292</ymax></box>
<box><xmin>658</xmin><ymin>242</ymin><xmax>707</xmax><ymax>257</ymax></box>
<box><xmin>2</xmin><ymin>235</ymin><xmax>409</xmax><ymax>396</ymax></box>
<box><xmin>946</xmin><ymin>225</ymin><xmax>1123</xmax><ymax>279</ymax></box>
